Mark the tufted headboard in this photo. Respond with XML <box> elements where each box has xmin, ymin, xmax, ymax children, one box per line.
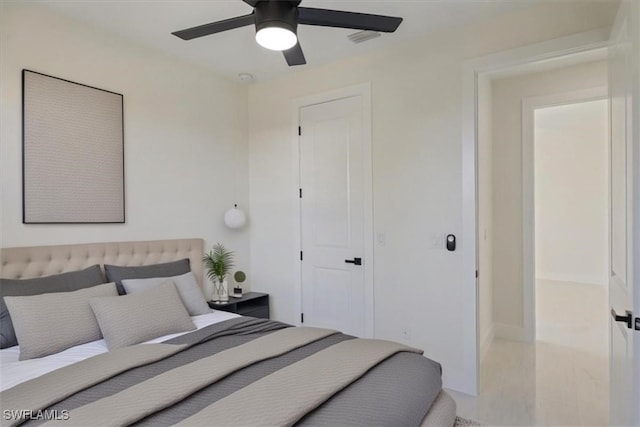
<box><xmin>0</xmin><ymin>239</ymin><xmax>205</xmax><ymax>288</ymax></box>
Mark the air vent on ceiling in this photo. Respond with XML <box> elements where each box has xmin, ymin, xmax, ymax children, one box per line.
<box><xmin>348</xmin><ymin>30</ymin><xmax>381</xmax><ymax>44</ymax></box>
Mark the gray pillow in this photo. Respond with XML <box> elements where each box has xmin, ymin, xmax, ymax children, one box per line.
<box><xmin>0</xmin><ymin>265</ymin><xmax>105</xmax><ymax>349</ymax></box>
<box><xmin>104</xmin><ymin>259</ymin><xmax>191</xmax><ymax>295</ymax></box>
<box><xmin>89</xmin><ymin>281</ymin><xmax>196</xmax><ymax>350</ymax></box>
<box><xmin>121</xmin><ymin>272</ymin><xmax>211</xmax><ymax>316</ymax></box>
<box><xmin>5</xmin><ymin>283</ymin><xmax>118</xmax><ymax>360</ymax></box>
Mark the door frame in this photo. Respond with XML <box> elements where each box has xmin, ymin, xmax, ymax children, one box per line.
<box><xmin>290</xmin><ymin>83</ymin><xmax>375</xmax><ymax>337</ymax></box>
<box><xmin>462</xmin><ymin>27</ymin><xmax>610</xmax><ymax>394</ymax></box>
<box><xmin>521</xmin><ymin>87</ymin><xmax>608</xmax><ymax>342</ymax></box>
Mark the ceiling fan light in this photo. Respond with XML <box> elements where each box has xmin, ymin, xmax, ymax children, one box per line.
<box><xmin>255</xmin><ymin>26</ymin><xmax>297</xmax><ymax>51</ymax></box>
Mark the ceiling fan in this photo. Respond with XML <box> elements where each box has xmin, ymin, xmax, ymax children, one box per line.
<box><xmin>172</xmin><ymin>0</ymin><xmax>403</xmax><ymax>67</ymax></box>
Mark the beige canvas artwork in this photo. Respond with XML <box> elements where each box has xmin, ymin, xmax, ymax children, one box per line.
<box><xmin>22</xmin><ymin>70</ymin><xmax>124</xmax><ymax>223</ymax></box>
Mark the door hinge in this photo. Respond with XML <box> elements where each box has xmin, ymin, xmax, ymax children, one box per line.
<box><xmin>299</xmin><ymin>188</ymin><xmax>302</xmax><ymax>198</ymax></box>
<box><xmin>300</xmin><ymin>251</ymin><xmax>303</xmax><ymax>261</ymax></box>
<box><xmin>298</xmin><ymin>126</ymin><xmax>301</xmax><ymax>136</ymax></box>
<box><xmin>301</xmin><ymin>313</ymin><xmax>304</xmax><ymax>323</ymax></box>
<box><xmin>475</xmin><ymin>270</ymin><xmax>478</xmax><ymax>278</ymax></box>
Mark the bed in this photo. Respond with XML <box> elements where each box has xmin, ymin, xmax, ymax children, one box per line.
<box><xmin>0</xmin><ymin>238</ymin><xmax>457</xmax><ymax>426</ymax></box>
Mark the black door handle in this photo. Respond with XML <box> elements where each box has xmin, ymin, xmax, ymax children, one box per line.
<box><xmin>345</xmin><ymin>257</ymin><xmax>362</xmax><ymax>266</ymax></box>
<box><xmin>611</xmin><ymin>308</ymin><xmax>633</xmax><ymax>329</ymax></box>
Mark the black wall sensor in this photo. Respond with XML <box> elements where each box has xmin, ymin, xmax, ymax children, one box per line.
<box><xmin>446</xmin><ymin>234</ymin><xmax>456</xmax><ymax>251</ymax></box>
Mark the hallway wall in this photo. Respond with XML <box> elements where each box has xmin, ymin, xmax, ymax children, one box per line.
<box><xmin>534</xmin><ymin>99</ymin><xmax>609</xmax><ymax>286</ymax></box>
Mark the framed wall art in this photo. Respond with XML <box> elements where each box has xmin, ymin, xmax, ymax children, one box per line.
<box><xmin>22</xmin><ymin>69</ymin><xmax>124</xmax><ymax>223</ymax></box>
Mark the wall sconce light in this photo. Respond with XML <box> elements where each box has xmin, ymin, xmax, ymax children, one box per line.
<box><xmin>224</xmin><ymin>204</ymin><xmax>247</xmax><ymax>229</ymax></box>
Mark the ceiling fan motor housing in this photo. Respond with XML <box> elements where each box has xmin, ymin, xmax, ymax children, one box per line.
<box><xmin>254</xmin><ymin>1</ymin><xmax>299</xmax><ymax>35</ymax></box>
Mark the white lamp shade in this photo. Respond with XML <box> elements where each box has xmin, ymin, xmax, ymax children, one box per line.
<box><xmin>224</xmin><ymin>206</ymin><xmax>247</xmax><ymax>229</ymax></box>
<box><xmin>255</xmin><ymin>26</ymin><xmax>297</xmax><ymax>51</ymax></box>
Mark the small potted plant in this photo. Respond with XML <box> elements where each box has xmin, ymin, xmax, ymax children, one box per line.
<box><xmin>203</xmin><ymin>243</ymin><xmax>234</xmax><ymax>303</ymax></box>
<box><xmin>232</xmin><ymin>271</ymin><xmax>246</xmax><ymax>298</ymax></box>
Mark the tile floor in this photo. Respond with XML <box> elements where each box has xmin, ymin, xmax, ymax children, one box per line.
<box><xmin>448</xmin><ymin>279</ymin><xmax>609</xmax><ymax>426</ymax></box>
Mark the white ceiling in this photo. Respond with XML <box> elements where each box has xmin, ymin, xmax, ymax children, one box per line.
<box><xmin>33</xmin><ymin>0</ymin><xmax>598</xmax><ymax>82</ymax></box>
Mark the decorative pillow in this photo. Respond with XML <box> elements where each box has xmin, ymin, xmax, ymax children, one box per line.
<box><xmin>104</xmin><ymin>258</ymin><xmax>191</xmax><ymax>295</ymax></box>
<box><xmin>0</xmin><ymin>265</ymin><xmax>105</xmax><ymax>349</ymax></box>
<box><xmin>4</xmin><ymin>283</ymin><xmax>118</xmax><ymax>360</ymax></box>
<box><xmin>121</xmin><ymin>272</ymin><xmax>210</xmax><ymax>316</ymax></box>
<box><xmin>89</xmin><ymin>281</ymin><xmax>195</xmax><ymax>350</ymax></box>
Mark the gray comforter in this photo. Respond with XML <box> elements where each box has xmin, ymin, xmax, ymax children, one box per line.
<box><xmin>1</xmin><ymin>318</ymin><xmax>442</xmax><ymax>427</ymax></box>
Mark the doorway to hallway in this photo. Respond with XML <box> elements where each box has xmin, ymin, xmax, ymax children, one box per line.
<box><xmin>468</xmin><ymin>60</ymin><xmax>611</xmax><ymax>425</ymax></box>
<box><xmin>533</xmin><ymin>98</ymin><xmax>609</xmax><ymax>424</ymax></box>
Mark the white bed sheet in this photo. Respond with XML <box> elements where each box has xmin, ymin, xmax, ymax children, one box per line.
<box><xmin>0</xmin><ymin>310</ymin><xmax>240</xmax><ymax>392</ymax></box>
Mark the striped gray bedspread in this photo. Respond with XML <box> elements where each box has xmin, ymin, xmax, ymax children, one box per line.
<box><xmin>1</xmin><ymin>318</ymin><xmax>442</xmax><ymax>427</ymax></box>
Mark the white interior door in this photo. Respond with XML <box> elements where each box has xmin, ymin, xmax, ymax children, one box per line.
<box><xmin>299</xmin><ymin>95</ymin><xmax>371</xmax><ymax>337</ymax></box>
<box><xmin>608</xmin><ymin>1</ymin><xmax>640</xmax><ymax>425</ymax></box>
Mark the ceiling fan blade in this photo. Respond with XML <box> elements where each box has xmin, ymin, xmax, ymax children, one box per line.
<box><xmin>172</xmin><ymin>13</ymin><xmax>254</xmax><ymax>40</ymax></box>
<box><xmin>298</xmin><ymin>7</ymin><xmax>402</xmax><ymax>33</ymax></box>
<box><xmin>283</xmin><ymin>42</ymin><xmax>306</xmax><ymax>66</ymax></box>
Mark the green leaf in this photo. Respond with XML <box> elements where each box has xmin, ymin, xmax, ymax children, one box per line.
<box><xmin>202</xmin><ymin>242</ymin><xmax>235</xmax><ymax>283</ymax></box>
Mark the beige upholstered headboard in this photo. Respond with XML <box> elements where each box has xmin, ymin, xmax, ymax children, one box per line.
<box><xmin>0</xmin><ymin>239</ymin><xmax>205</xmax><ymax>287</ymax></box>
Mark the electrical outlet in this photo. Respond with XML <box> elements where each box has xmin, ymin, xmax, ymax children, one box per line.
<box><xmin>377</xmin><ymin>232</ymin><xmax>386</xmax><ymax>246</ymax></box>
<box><xmin>401</xmin><ymin>327</ymin><xmax>411</xmax><ymax>340</ymax></box>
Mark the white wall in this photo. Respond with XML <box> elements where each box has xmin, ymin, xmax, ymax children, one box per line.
<box><xmin>534</xmin><ymin>99</ymin><xmax>608</xmax><ymax>286</ymax></box>
<box><xmin>492</xmin><ymin>61</ymin><xmax>608</xmax><ymax>331</ymax></box>
<box><xmin>248</xmin><ymin>1</ymin><xmax>616</xmax><ymax>391</ymax></box>
<box><xmin>0</xmin><ymin>4</ymin><xmax>251</xmax><ymax>278</ymax></box>
<box><xmin>478</xmin><ymin>76</ymin><xmax>494</xmax><ymax>362</ymax></box>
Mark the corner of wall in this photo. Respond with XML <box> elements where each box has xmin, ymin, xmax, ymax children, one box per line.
<box><xmin>493</xmin><ymin>322</ymin><xmax>531</xmax><ymax>342</ymax></box>
<box><xmin>480</xmin><ymin>322</ymin><xmax>495</xmax><ymax>363</ymax></box>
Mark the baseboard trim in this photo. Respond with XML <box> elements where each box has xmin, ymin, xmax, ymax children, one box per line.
<box><xmin>493</xmin><ymin>322</ymin><xmax>530</xmax><ymax>342</ymax></box>
<box><xmin>479</xmin><ymin>324</ymin><xmax>494</xmax><ymax>362</ymax></box>
<box><xmin>442</xmin><ymin>367</ymin><xmax>477</xmax><ymax>396</ymax></box>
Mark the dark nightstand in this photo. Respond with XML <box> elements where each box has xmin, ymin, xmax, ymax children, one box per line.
<box><xmin>207</xmin><ymin>292</ymin><xmax>270</xmax><ymax>319</ymax></box>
